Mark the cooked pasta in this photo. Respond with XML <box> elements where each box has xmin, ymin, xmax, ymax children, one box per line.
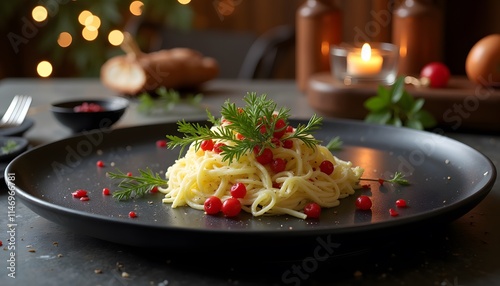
<box><xmin>160</xmin><ymin>125</ymin><xmax>363</xmax><ymax>219</ymax></box>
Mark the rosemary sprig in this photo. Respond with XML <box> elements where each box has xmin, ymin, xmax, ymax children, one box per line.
<box><xmin>360</xmin><ymin>171</ymin><xmax>410</xmax><ymax>186</ymax></box>
<box><xmin>137</xmin><ymin>87</ymin><xmax>203</xmax><ymax>115</ymax></box>
<box><xmin>326</xmin><ymin>136</ymin><xmax>342</xmax><ymax>151</ymax></box>
<box><xmin>107</xmin><ymin>169</ymin><xmax>167</xmax><ymax>200</ymax></box>
<box><xmin>166</xmin><ymin>92</ymin><xmax>323</xmax><ymax>163</ymax></box>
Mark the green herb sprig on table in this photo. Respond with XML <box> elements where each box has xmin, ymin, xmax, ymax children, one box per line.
<box><xmin>1</xmin><ymin>140</ymin><xmax>18</xmax><ymax>154</ymax></box>
<box><xmin>167</xmin><ymin>92</ymin><xmax>323</xmax><ymax>164</ymax></box>
<box><xmin>364</xmin><ymin>77</ymin><xmax>436</xmax><ymax>130</ymax></box>
<box><xmin>137</xmin><ymin>87</ymin><xmax>203</xmax><ymax>115</ymax></box>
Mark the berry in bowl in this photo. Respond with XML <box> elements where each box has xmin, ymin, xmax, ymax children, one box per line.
<box><xmin>51</xmin><ymin>97</ymin><xmax>129</xmax><ymax>132</ymax></box>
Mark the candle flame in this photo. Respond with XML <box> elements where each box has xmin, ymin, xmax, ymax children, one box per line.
<box><xmin>361</xmin><ymin>43</ymin><xmax>372</xmax><ymax>61</ymax></box>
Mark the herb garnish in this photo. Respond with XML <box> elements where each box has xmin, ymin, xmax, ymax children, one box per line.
<box><xmin>364</xmin><ymin>77</ymin><xmax>436</xmax><ymax>130</ymax></box>
<box><xmin>326</xmin><ymin>136</ymin><xmax>342</xmax><ymax>151</ymax></box>
<box><xmin>108</xmin><ymin>169</ymin><xmax>167</xmax><ymax>200</ymax></box>
<box><xmin>1</xmin><ymin>140</ymin><xmax>18</xmax><ymax>154</ymax></box>
<box><xmin>166</xmin><ymin>92</ymin><xmax>323</xmax><ymax>163</ymax></box>
<box><xmin>137</xmin><ymin>87</ymin><xmax>203</xmax><ymax>115</ymax></box>
<box><xmin>360</xmin><ymin>171</ymin><xmax>410</xmax><ymax>186</ymax></box>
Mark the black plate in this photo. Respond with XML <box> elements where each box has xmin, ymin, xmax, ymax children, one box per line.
<box><xmin>5</xmin><ymin>119</ymin><xmax>496</xmax><ymax>251</ymax></box>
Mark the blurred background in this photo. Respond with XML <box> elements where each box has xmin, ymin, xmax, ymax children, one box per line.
<box><xmin>1</xmin><ymin>0</ymin><xmax>499</xmax><ymax>80</ymax></box>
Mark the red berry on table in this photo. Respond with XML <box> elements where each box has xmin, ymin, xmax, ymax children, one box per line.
<box><xmin>96</xmin><ymin>160</ymin><xmax>105</xmax><ymax>167</ymax></box>
<box><xmin>102</xmin><ymin>188</ymin><xmax>110</xmax><ymax>195</ymax></box>
<box><xmin>304</xmin><ymin>202</ymin><xmax>321</xmax><ymax>219</ymax></box>
<box><xmin>355</xmin><ymin>195</ymin><xmax>372</xmax><ymax>210</ymax></box>
<box><xmin>128</xmin><ymin>211</ymin><xmax>137</xmax><ymax>218</ymax></box>
<box><xmin>204</xmin><ymin>196</ymin><xmax>222</xmax><ymax>215</ymax></box>
<box><xmin>319</xmin><ymin>160</ymin><xmax>334</xmax><ymax>175</ymax></box>
<box><xmin>395</xmin><ymin>199</ymin><xmax>407</xmax><ymax>208</ymax></box>
<box><xmin>230</xmin><ymin>182</ymin><xmax>247</xmax><ymax>198</ymax></box>
<box><xmin>420</xmin><ymin>62</ymin><xmax>450</xmax><ymax>88</ymax></box>
<box><xmin>222</xmin><ymin>198</ymin><xmax>241</xmax><ymax>217</ymax></box>
<box><xmin>126</xmin><ymin>172</ymin><xmax>133</xmax><ymax>177</ymax></box>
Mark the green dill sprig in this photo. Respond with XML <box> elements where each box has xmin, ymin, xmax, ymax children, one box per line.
<box><xmin>137</xmin><ymin>87</ymin><xmax>203</xmax><ymax>115</ymax></box>
<box><xmin>1</xmin><ymin>140</ymin><xmax>18</xmax><ymax>154</ymax></box>
<box><xmin>166</xmin><ymin>92</ymin><xmax>323</xmax><ymax>163</ymax></box>
<box><xmin>360</xmin><ymin>171</ymin><xmax>410</xmax><ymax>186</ymax></box>
<box><xmin>107</xmin><ymin>169</ymin><xmax>167</xmax><ymax>200</ymax></box>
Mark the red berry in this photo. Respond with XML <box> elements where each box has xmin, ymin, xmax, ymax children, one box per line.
<box><xmin>102</xmin><ymin>188</ymin><xmax>110</xmax><ymax>195</ymax></box>
<box><xmin>96</xmin><ymin>160</ymin><xmax>105</xmax><ymax>167</ymax></box>
<box><xmin>150</xmin><ymin>186</ymin><xmax>159</xmax><ymax>193</ymax></box>
<box><xmin>273</xmin><ymin>118</ymin><xmax>287</xmax><ymax>139</ymax></box>
<box><xmin>271</xmin><ymin>137</ymin><xmax>281</xmax><ymax>148</ymax></box>
<box><xmin>259</xmin><ymin>125</ymin><xmax>267</xmax><ymax>134</ymax></box>
<box><xmin>80</xmin><ymin>196</ymin><xmax>90</xmax><ymax>201</ymax></box>
<box><xmin>127</xmin><ymin>172</ymin><xmax>133</xmax><ymax>177</ymax></box>
<box><xmin>230</xmin><ymin>182</ymin><xmax>247</xmax><ymax>198</ymax></box>
<box><xmin>378</xmin><ymin>178</ymin><xmax>385</xmax><ymax>185</ymax></box>
<box><xmin>222</xmin><ymin>198</ymin><xmax>241</xmax><ymax>217</ymax></box>
<box><xmin>72</xmin><ymin>189</ymin><xmax>88</xmax><ymax>198</ymax></box>
<box><xmin>200</xmin><ymin>139</ymin><xmax>214</xmax><ymax>151</ymax></box>
<box><xmin>204</xmin><ymin>196</ymin><xmax>222</xmax><ymax>215</ymax></box>
<box><xmin>319</xmin><ymin>160</ymin><xmax>334</xmax><ymax>175</ymax></box>
<box><xmin>361</xmin><ymin>184</ymin><xmax>371</xmax><ymax>189</ymax></box>
<box><xmin>395</xmin><ymin>199</ymin><xmax>407</xmax><ymax>208</ymax></box>
<box><xmin>253</xmin><ymin>146</ymin><xmax>273</xmax><ymax>165</ymax></box>
<box><xmin>272</xmin><ymin>182</ymin><xmax>281</xmax><ymax>188</ymax></box>
<box><xmin>304</xmin><ymin>202</ymin><xmax>321</xmax><ymax>218</ymax></box>
<box><xmin>282</xmin><ymin>139</ymin><xmax>293</xmax><ymax>149</ymax></box>
<box><xmin>389</xmin><ymin>208</ymin><xmax>399</xmax><ymax>217</ymax></box>
<box><xmin>355</xmin><ymin>195</ymin><xmax>372</xmax><ymax>210</ymax></box>
<box><xmin>420</xmin><ymin>62</ymin><xmax>450</xmax><ymax>88</ymax></box>
<box><xmin>270</xmin><ymin>158</ymin><xmax>286</xmax><ymax>173</ymax></box>
<box><xmin>0</xmin><ymin>240</ymin><xmax>2</xmax><ymax>246</ymax></box>
<box><xmin>156</xmin><ymin>140</ymin><xmax>167</xmax><ymax>148</ymax></box>
<box><xmin>213</xmin><ymin>142</ymin><xmax>225</xmax><ymax>154</ymax></box>
<box><xmin>285</xmin><ymin>125</ymin><xmax>294</xmax><ymax>133</ymax></box>
<box><xmin>236</xmin><ymin>133</ymin><xmax>245</xmax><ymax>140</ymax></box>
<box><xmin>128</xmin><ymin>211</ymin><xmax>137</xmax><ymax>218</ymax></box>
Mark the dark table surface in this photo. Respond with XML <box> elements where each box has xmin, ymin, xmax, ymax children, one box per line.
<box><xmin>0</xmin><ymin>78</ymin><xmax>499</xmax><ymax>286</ymax></box>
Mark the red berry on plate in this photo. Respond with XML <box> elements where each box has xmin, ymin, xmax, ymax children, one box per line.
<box><xmin>319</xmin><ymin>160</ymin><xmax>334</xmax><ymax>175</ymax></box>
<box><xmin>230</xmin><ymin>182</ymin><xmax>247</xmax><ymax>198</ymax></box>
<box><xmin>395</xmin><ymin>199</ymin><xmax>407</xmax><ymax>208</ymax></box>
<box><xmin>126</xmin><ymin>172</ymin><xmax>133</xmax><ymax>177</ymax></box>
<box><xmin>96</xmin><ymin>160</ymin><xmax>105</xmax><ymax>167</ymax></box>
<box><xmin>80</xmin><ymin>196</ymin><xmax>90</xmax><ymax>201</ymax></box>
<box><xmin>282</xmin><ymin>139</ymin><xmax>293</xmax><ymax>149</ymax></box>
<box><xmin>156</xmin><ymin>140</ymin><xmax>167</xmax><ymax>148</ymax></box>
<box><xmin>72</xmin><ymin>189</ymin><xmax>88</xmax><ymax>198</ymax></box>
<box><xmin>253</xmin><ymin>146</ymin><xmax>273</xmax><ymax>165</ymax></box>
<box><xmin>304</xmin><ymin>202</ymin><xmax>321</xmax><ymax>219</ymax></box>
<box><xmin>222</xmin><ymin>198</ymin><xmax>241</xmax><ymax>217</ymax></box>
<box><xmin>150</xmin><ymin>186</ymin><xmax>159</xmax><ymax>193</ymax></box>
<box><xmin>420</xmin><ymin>62</ymin><xmax>450</xmax><ymax>88</ymax></box>
<box><xmin>204</xmin><ymin>196</ymin><xmax>222</xmax><ymax>215</ymax></box>
<box><xmin>102</xmin><ymin>188</ymin><xmax>110</xmax><ymax>195</ymax></box>
<box><xmin>270</xmin><ymin>158</ymin><xmax>286</xmax><ymax>173</ymax></box>
<box><xmin>355</xmin><ymin>195</ymin><xmax>372</xmax><ymax>210</ymax></box>
<box><xmin>389</xmin><ymin>208</ymin><xmax>399</xmax><ymax>217</ymax></box>
<box><xmin>201</xmin><ymin>139</ymin><xmax>214</xmax><ymax>151</ymax></box>
<box><xmin>129</xmin><ymin>211</ymin><xmax>137</xmax><ymax>218</ymax></box>
<box><xmin>273</xmin><ymin>118</ymin><xmax>287</xmax><ymax>139</ymax></box>
<box><xmin>213</xmin><ymin>142</ymin><xmax>225</xmax><ymax>154</ymax></box>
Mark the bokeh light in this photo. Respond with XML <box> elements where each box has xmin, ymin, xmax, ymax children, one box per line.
<box><xmin>178</xmin><ymin>0</ymin><xmax>191</xmax><ymax>4</ymax></box>
<box><xmin>37</xmin><ymin>61</ymin><xmax>53</xmax><ymax>77</ymax></box>
<box><xmin>84</xmin><ymin>15</ymin><xmax>101</xmax><ymax>31</ymax></box>
<box><xmin>82</xmin><ymin>27</ymin><xmax>98</xmax><ymax>41</ymax></box>
<box><xmin>129</xmin><ymin>1</ymin><xmax>144</xmax><ymax>16</ymax></box>
<box><xmin>57</xmin><ymin>32</ymin><xmax>72</xmax><ymax>48</ymax></box>
<box><xmin>108</xmin><ymin>30</ymin><xmax>124</xmax><ymax>46</ymax></box>
<box><xmin>78</xmin><ymin>10</ymin><xmax>93</xmax><ymax>25</ymax></box>
<box><xmin>32</xmin><ymin>6</ymin><xmax>48</xmax><ymax>22</ymax></box>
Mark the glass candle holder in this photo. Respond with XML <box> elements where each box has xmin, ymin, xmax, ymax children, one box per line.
<box><xmin>330</xmin><ymin>42</ymin><xmax>399</xmax><ymax>85</ymax></box>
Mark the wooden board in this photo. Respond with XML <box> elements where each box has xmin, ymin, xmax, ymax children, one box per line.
<box><xmin>306</xmin><ymin>72</ymin><xmax>500</xmax><ymax>133</ymax></box>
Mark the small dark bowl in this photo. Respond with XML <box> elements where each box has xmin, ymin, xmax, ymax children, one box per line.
<box><xmin>51</xmin><ymin>97</ymin><xmax>129</xmax><ymax>132</ymax></box>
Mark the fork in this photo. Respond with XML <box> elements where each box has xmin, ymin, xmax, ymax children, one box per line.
<box><xmin>0</xmin><ymin>95</ymin><xmax>33</xmax><ymax>129</ymax></box>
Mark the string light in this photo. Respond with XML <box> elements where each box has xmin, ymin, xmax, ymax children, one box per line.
<box><xmin>32</xmin><ymin>6</ymin><xmax>48</xmax><ymax>22</ymax></box>
<box><xmin>84</xmin><ymin>15</ymin><xmax>101</xmax><ymax>31</ymax></box>
<box><xmin>178</xmin><ymin>0</ymin><xmax>191</xmax><ymax>4</ymax></box>
<box><xmin>78</xmin><ymin>10</ymin><xmax>93</xmax><ymax>25</ymax></box>
<box><xmin>82</xmin><ymin>27</ymin><xmax>98</xmax><ymax>41</ymax></box>
<box><xmin>37</xmin><ymin>61</ymin><xmax>53</xmax><ymax>77</ymax></box>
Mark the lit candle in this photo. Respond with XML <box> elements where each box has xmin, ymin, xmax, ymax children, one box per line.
<box><xmin>347</xmin><ymin>43</ymin><xmax>383</xmax><ymax>76</ymax></box>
